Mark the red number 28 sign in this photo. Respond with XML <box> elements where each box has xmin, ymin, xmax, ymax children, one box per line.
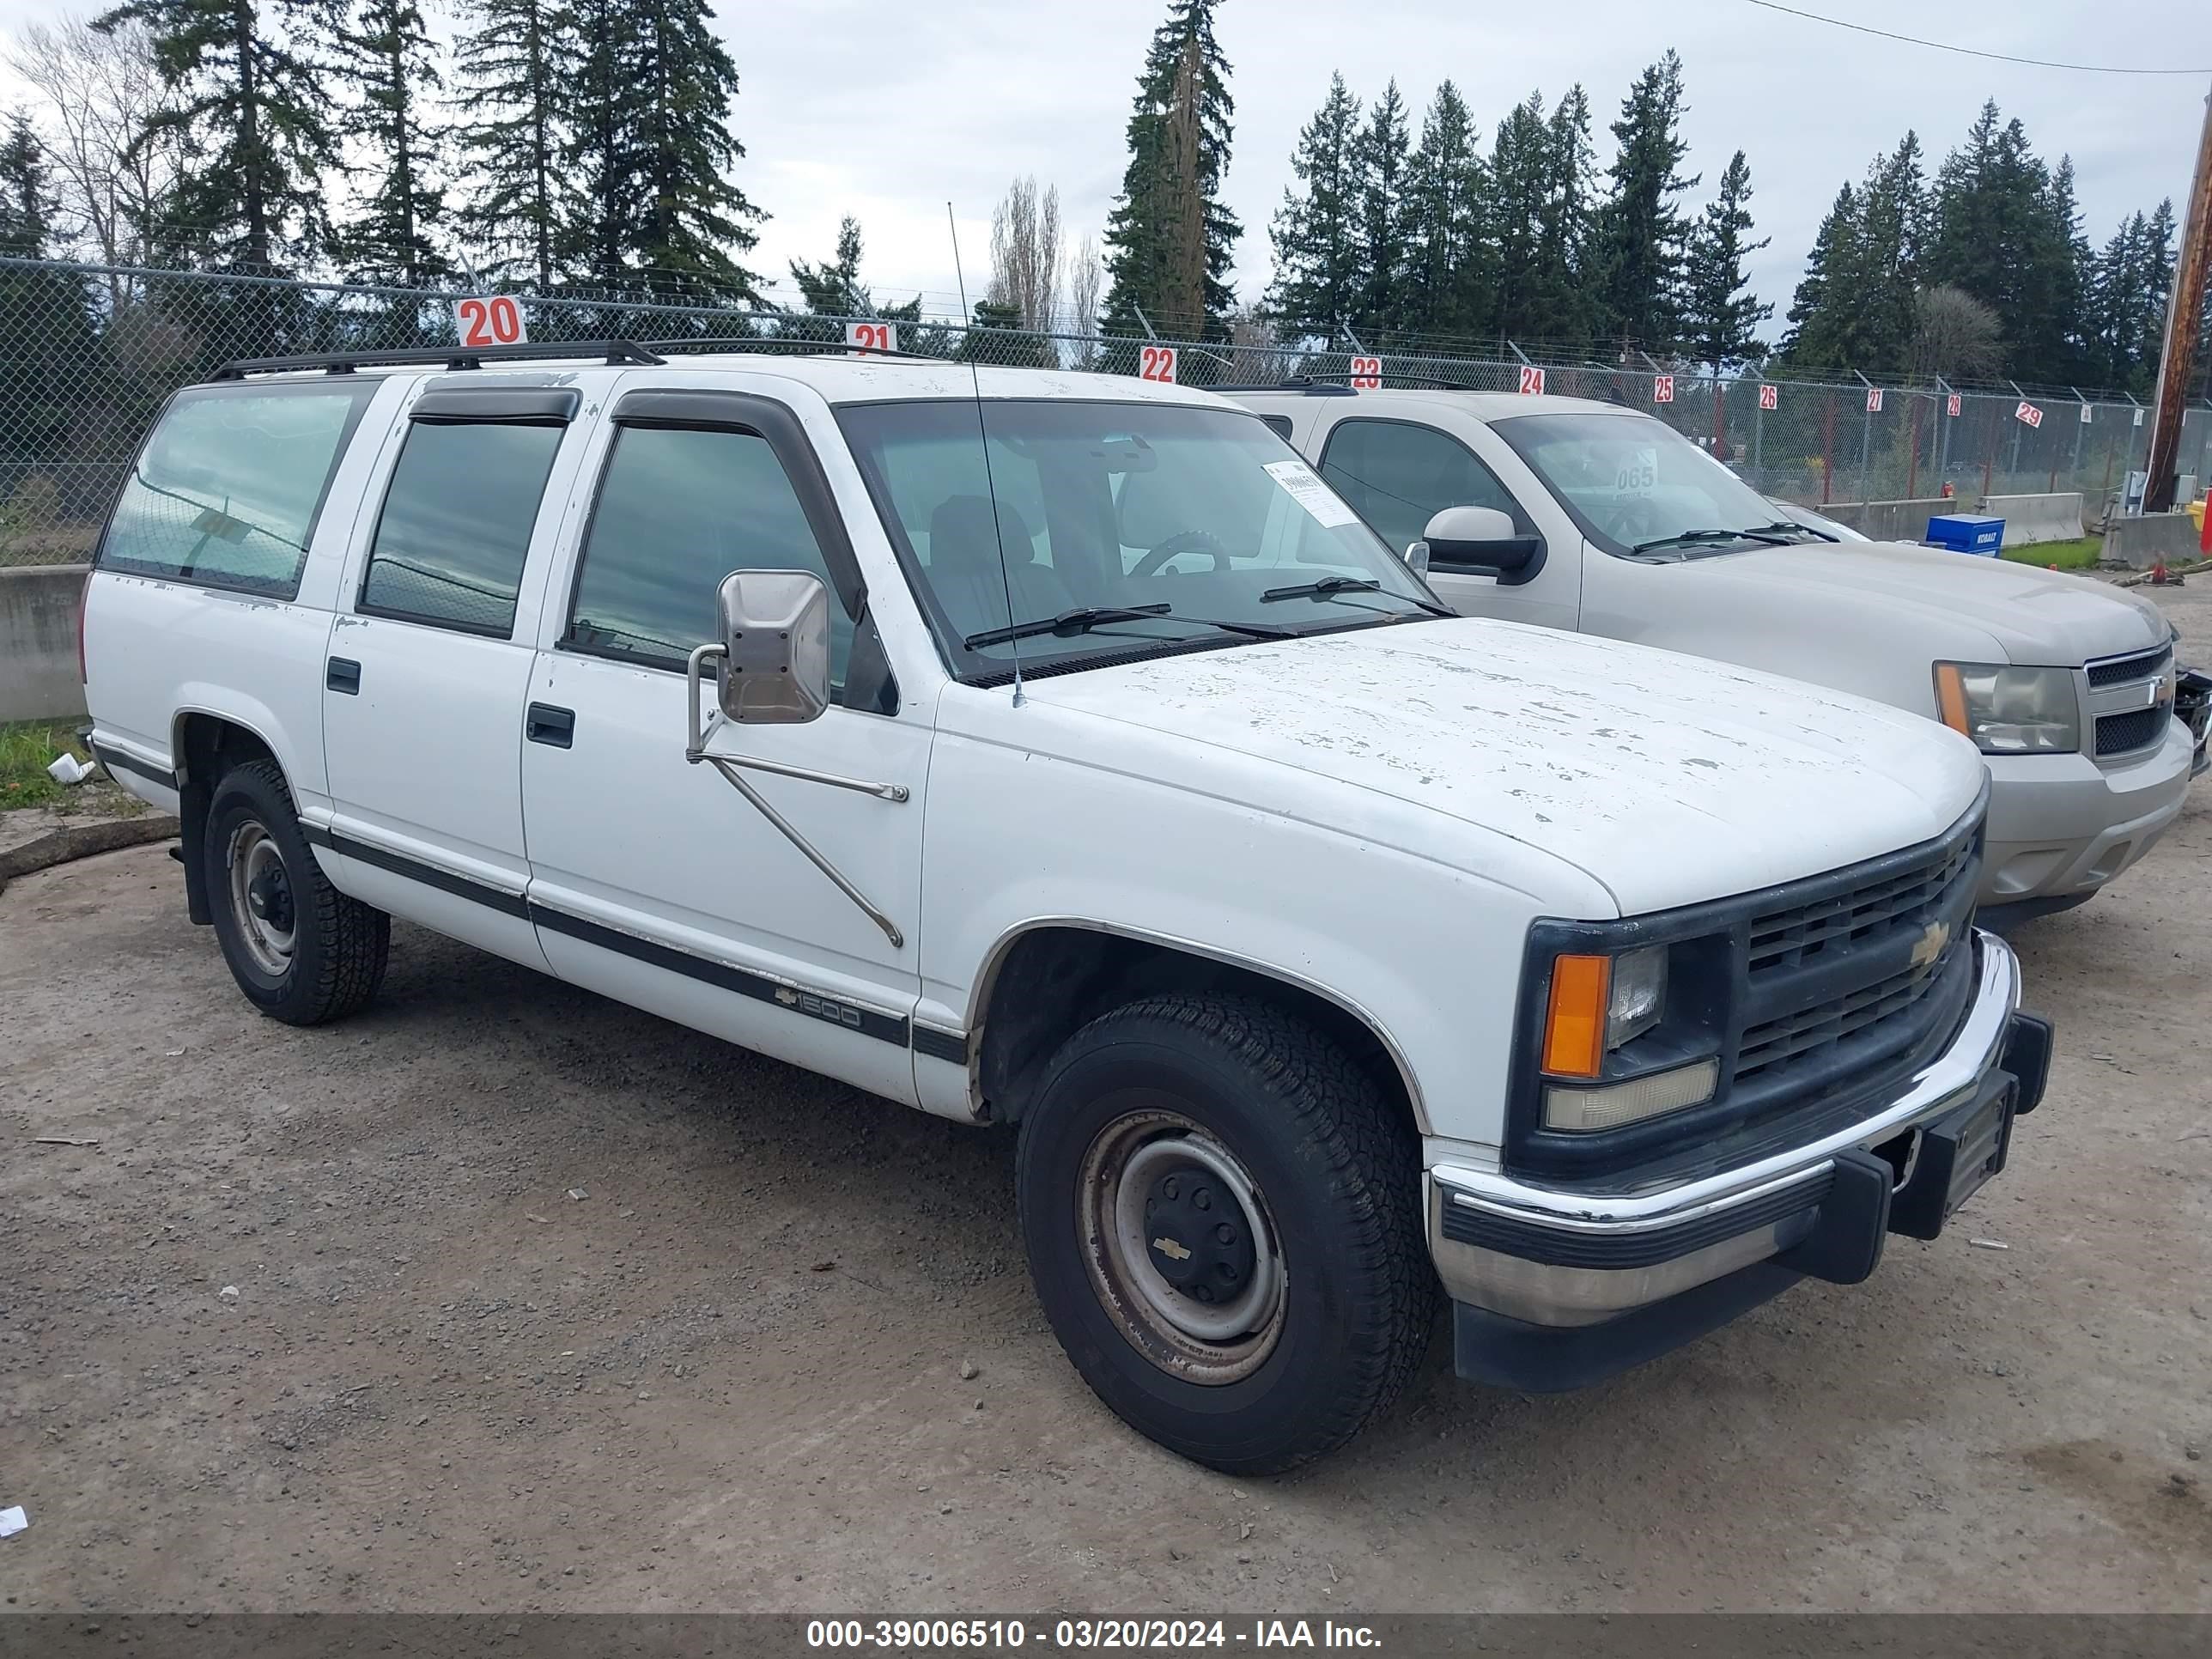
<box><xmin>454</xmin><ymin>295</ymin><xmax>527</xmax><ymax>349</ymax></box>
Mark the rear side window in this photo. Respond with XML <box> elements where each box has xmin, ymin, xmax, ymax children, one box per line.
<box><xmin>1319</xmin><ymin>417</ymin><xmax>1527</xmax><ymax>556</ymax></box>
<box><xmin>99</xmin><ymin>381</ymin><xmax>378</xmax><ymax>597</ymax></box>
<box><xmin>566</xmin><ymin>424</ymin><xmax>852</xmax><ymax>684</ymax></box>
<box><xmin>360</xmin><ymin>422</ymin><xmax>564</xmax><ymax>635</ymax></box>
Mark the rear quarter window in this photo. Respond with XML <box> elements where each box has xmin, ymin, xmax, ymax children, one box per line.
<box><xmin>98</xmin><ymin>380</ymin><xmax>379</xmax><ymax>598</ymax></box>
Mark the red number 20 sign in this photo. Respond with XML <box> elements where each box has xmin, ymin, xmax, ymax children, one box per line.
<box><xmin>454</xmin><ymin>295</ymin><xmax>527</xmax><ymax>349</ymax></box>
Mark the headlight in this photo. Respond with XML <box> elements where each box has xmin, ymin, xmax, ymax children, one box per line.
<box><xmin>1933</xmin><ymin>662</ymin><xmax>2080</xmax><ymax>754</ymax></box>
<box><xmin>1539</xmin><ymin>944</ymin><xmax>1717</xmax><ymax>1132</ymax></box>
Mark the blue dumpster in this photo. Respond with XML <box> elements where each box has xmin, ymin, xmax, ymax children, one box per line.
<box><xmin>1924</xmin><ymin>514</ymin><xmax>2004</xmax><ymax>556</ymax></box>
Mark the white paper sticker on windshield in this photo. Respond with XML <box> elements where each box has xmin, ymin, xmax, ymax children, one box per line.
<box><xmin>1263</xmin><ymin>459</ymin><xmax>1358</xmax><ymax>528</ymax></box>
<box><xmin>1614</xmin><ymin>447</ymin><xmax>1658</xmax><ymax>497</ymax></box>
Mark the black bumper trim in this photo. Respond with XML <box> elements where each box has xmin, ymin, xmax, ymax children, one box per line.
<box><xmin>90</xmin><ymin>742</ymin><xmax>177</xmax><ymax>791</ymax></box>
<box><xmin>1455</xmin><ymin>1263</ymin><xmax>1805</xmax><ymax>1393</ymax></box>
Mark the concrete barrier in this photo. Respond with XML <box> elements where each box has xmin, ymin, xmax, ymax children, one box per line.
<box><xmin>0</xmin><ymin>563</ymin><xmax>89</xmax><ymax>723</ymax></box>
<box><xmin>1984</xmin><ymin>492</ymin><xmax>2086</xmax><ymax>547</ymax></box>
<box><xmin>2105</xmin><ymin>513</ymin><xmax>2207</xmax><ymax>571</ymax></box>
<box><xmin>1802</xmin><ymin>497</ymin><xmax>1950</xmax><ymax>543</ymax></box>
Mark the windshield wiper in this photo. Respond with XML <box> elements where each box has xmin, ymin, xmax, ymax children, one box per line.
<box><xmin>1260</xmin><ymin>576</ymin><xmax>1453</xmax><ymax>617</ymax></box>
<box><xmin>963</xmin><ymin>605</ymin><xmax>1291</xmax><ymax>651</ymax></box>
<box><xmin>1631</xmin><ymin>526</ymin><xmax>1800</xmax><ymax>554</ymax></box>
<box><xmin>1747</xmin><ymin>518</ymin><xmax>1838</xmax><ymax>544</ymax></box>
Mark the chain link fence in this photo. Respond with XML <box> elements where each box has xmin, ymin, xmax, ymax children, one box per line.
<box><xmin>3</xmin><ymin>254</ymin><xmax>2209</xmax><ymax>568</ymax></box>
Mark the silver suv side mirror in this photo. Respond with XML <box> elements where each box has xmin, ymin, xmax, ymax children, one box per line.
<box><xmin>1401</xmin><ymin>539</ymin><xmax>1431</xmax><ymax>576</ymax></box>
<box><xmin>716</xmin><ymin>568</ymin><xmax>831</xmax><ymax>725</ymax></box>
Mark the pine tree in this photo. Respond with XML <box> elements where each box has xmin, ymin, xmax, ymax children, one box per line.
<box><xmin>335</xmin><ymin>0</ymin><xmax>449</xmax><ymax>288</ymax></box>
<box><xmin>1779</xmin><ymin>183</ymin><xmax>1854</xmax><ymax>365</ymax></box>
<box><xmin>1528</xmin><ymin>85</ymin><xmax>1601</xmax><ymax>346</ymax></box>
<box><xmin>562</xmin><ymin>0</ymin><xmax>763</xmax><ymax>298</ymax></box>
<box><xmin>94</xmin><ymin>0</ymin><xmax>341</xmax><ymax>272</ymax></box>
<box><xmin>1680</xmin><ymin>150</ymin><xmax>1771</xmax><ymax>368</ymax></box>
<box><xmin>1592</xmin><ymin>50</ymin><xmax>1698</xmax><ymax>351</ymax></box>
<box><xmin>1396</xmin><ymin>80</ymin><xmax>1488</xmax><ymax>340</ymax></box>
<box><xmin>788</xmin><ymin>216</ymin><xmax>869</xmax><ymax>316</ymax></box>
<box><xmin>1101</xmin><ymin>0</ymin><xmax>1241</xmax><ymax>341</ymax></box>
<box><xmin>1922</xmin><ymin>101</ymin><xmax>2085</xmax><ymax>380</ymax></box>
<box><xmin>1352</xmin><ymin>78</ymin><xmax>1410</xmax><ymax>340</ymax></box>
<box><xmin>0</xmin><ymin>117</ymin><xmax>98</xmax><ymax>467</ymax></box>
<box><xmin>1263</xmin><ymin>73</ymin><xmax>1363</xmax><ymax>341</ymax></box>
<box><xmin>1486</xmin><ymin>92</ymin><xmax>1549</xmax><ymax>341</ymax></box>
<box><xmin>453</xmin><ymin>0</ymin><xmax>574</xmax><ymax>289</ymax></box>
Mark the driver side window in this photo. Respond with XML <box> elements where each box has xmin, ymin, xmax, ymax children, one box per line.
<box><xmin>1319</xmin><ymin>419</ymin><xmax>1525</xmax><ymax>556</ymax></box>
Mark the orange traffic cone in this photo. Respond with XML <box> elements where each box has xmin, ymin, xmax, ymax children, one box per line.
<box><xmin>2151</xmin><ymin>556</ymin><xmax>2170</xmax><ymax>586</ymax></box>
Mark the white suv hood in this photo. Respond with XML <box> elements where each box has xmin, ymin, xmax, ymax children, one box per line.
<box><xmin>1019</xmin><ymin>618</ymin><xmax>1987</xmax><ymax>917</ymax></box>
<box><xmin>1699</xmin><ymin>541</ymin><xmax>2171</xmax><ymax>665</ymax></box>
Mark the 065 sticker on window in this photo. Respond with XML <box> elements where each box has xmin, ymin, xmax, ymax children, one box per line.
<box><xmin>1261</xmin><ymin>459</ymin><xmax>1358</xmax><ymax>528</ymax></box>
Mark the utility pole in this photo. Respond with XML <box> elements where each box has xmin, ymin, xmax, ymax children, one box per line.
<box><xmin>2144</xmin><ymin>77</ymin><xmax>2212</xmax><ymax>514</ymax></box>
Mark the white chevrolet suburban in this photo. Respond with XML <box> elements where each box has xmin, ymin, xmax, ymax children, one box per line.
<box><xmin>83</xmin><ymin>343</ymin><xmax>2051</xmax><ymax>1472</ymax></box>
<box><xmin>1233</xmin><ymin>386</ymin><xmax>2197</xmax><ymax>921</ymax></box>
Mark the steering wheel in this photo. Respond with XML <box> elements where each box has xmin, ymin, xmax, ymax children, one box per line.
<box><xmin>1129</xmin><ymin>529</ymin><xmax>1228</xmax><ymax>577</ymax></box>
<box><xmin>1603</xmin><ymin>498</ymin><xmax>1668</xmax><ymax>545</ymax></box>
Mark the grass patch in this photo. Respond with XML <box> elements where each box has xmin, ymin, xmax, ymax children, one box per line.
<box><xmin>0</xmin><ymin>720</ymin><xmax>89</xmax><ymax>811</ymax></box>
<box><xmin>2000</xmin><ymin>536</ymin><xmax>2103</xmax><ymax>569</ymax></box>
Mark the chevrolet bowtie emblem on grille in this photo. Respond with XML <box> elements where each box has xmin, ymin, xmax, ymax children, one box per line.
<box><xmin>1152</xmin><ymin>1236</ymin><xmax>1192</xmax><ymax>1261</ymax></box>
<box><xmin>1911</xmin><ymin>920</ymin><xmax>1951</xmax><ymax>969</ymax></box>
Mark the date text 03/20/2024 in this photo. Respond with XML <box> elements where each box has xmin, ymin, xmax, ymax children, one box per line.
<box><xmin>805</xmin><ymin>1620</ymin><xmax>1381</xmax><ymax>1650</ymax></box>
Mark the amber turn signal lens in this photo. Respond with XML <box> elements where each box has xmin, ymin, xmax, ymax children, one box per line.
<box><xmin>1932</xmin><ymin>663</ymin><xmax>1971</xmax><ymax>737</ymax></box>
<box><xmin>1542</xmin><ymin>954</ymin><xmax>1610</xmax><ymax>1079</ymax></box>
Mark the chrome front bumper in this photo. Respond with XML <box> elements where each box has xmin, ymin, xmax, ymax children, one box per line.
<box><xmin>1428</xmin><ymin>930</ymin><xmax>2034</xmax><ymax>1352</ymax></box>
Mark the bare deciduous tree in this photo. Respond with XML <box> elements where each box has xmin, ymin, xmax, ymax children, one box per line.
<box><xmin>1067</xmin><ymin>232</ymin><xmax>1102</xmax><ymax>366</ymax></box>
<box><xmin>988</xmin><ymin>175</ymin><xmax>1062</xmax><ymax>332</ymax></box>
<box><xmin>7</xmin><ymin>15</ymin><xmax>185</xmax><ymax>289</ymax></box>
<box><xmin>1909</xmin><ymin>284</ymin><xmax>2002</xmax><ymax>384</ymax></box>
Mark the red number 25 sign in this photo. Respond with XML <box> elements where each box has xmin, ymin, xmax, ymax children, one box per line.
<box><xmin>454</xmin><ymin>295</ymin><xmax>527</xmax><ymax>349</ymax></box>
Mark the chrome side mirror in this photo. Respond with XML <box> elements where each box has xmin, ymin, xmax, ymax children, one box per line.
<box><xmin>1401</xmin><ymin>539</ymin><xmax>1431</xmax><ymax>576</ymax></box>
<box><xmin>716</xmin><ymin>568</ymin><xmax>831</xmax><ymax>725</ymax></box>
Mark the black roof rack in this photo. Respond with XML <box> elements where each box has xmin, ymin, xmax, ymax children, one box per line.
<box><xmin>1206</xmin><ymin>376</ymin><xmax>1359</xmax><ymax>396</ymax></box>
<box><xmin>640</xmin><ymin>336</ymin><xmax>948</xmax><ymax>365</ymax></box>
<box><xmin>207</xmin><ymin>339</ymin><xmax>665</xmax><ymax>380</ymax></box>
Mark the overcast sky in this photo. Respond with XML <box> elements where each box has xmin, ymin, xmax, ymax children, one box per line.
<box><xmin>3</xmin><ymin>0</ymin><xmax>2207</xmax><ymax>329</ymax></box>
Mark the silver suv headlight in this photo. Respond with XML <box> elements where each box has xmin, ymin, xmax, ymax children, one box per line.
<box><xmin>1934</xmin><ymin>662</ymin><xmax>2080</xmax><ymax>755</ymax></box>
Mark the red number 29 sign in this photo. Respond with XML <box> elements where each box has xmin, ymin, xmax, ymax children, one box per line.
<box><xmin>1139</xmin><ymin>345</ymin><xmax>1178</xmax><ymax>384</ymax></box>
<box><xmin>454</xmin><ymin>295</ymin><xmax>527</xmax><ymax>349</ymax></box>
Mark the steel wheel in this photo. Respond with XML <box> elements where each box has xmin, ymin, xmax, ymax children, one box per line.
<box><xmin>224</xmin><ymin>817</ymin><xmax>296</xmax><ymax>981</ymax></box>
<box><xmin>1077</xmin><ymin>1105</ymin><xmax>1286</xmax><ymax>1385</ymax></box>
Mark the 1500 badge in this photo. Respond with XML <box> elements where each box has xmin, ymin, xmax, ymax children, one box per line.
<box><xmin>775</xmin><ymin>986</ymin><xmax>864</xmax><ymax>1030</ymax></box>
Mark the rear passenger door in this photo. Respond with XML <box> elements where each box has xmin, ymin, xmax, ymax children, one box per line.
<box><xmin>319</xmin><ymin>383</ymin><xmax>587</xmax><ymax>968</ymax></box>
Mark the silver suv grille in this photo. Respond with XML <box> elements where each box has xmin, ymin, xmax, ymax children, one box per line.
<box><xmin>2086</xmin><ymin>645</ymin><xmax>2178</xmax><ymax>761</ymax></box>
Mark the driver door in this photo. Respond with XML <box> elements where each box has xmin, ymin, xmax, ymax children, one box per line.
<box><xmin>1312</xmin><ymin>413</ymin><xmax>1582</xmax><ymax>630</ymax></box>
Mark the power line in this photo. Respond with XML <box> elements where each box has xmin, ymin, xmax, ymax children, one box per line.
<box><xmin>1742</xmin><ymin>2</ymin><xmax>2212</xmax><ymax>76</ymax></box>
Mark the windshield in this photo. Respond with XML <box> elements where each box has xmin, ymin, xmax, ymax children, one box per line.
<box><xmin>836</xmin><ymin>398</ymin><xmax>1437</xmax><ymax>678</ymax></box>
<box><xmin>1492</xmin><ymin>411</ymin><xmax>1825</xmax><ymax>559</ymax></box>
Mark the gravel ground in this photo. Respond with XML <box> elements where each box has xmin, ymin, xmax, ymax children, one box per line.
<box><xmin>2</xmin><ymin>584</ymin><xmax>2208</xmax><ymax>1615</ymax></box>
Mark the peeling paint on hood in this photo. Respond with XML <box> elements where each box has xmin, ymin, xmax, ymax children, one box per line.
<box><xmin>1018</xmin><ymin>618</ymin><xmax>1988</xmax><ymax>916</ymax></box>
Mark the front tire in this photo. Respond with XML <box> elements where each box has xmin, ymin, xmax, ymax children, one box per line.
<box><xmin>204</xmin><ymin>758</ymin><xmax>389</xmax><ymax>1025</ymax></box>
<box><xmin>1016</xmin><ymin>994</ymin><xmax>1434</xmax><ymax>1474</ymax></box>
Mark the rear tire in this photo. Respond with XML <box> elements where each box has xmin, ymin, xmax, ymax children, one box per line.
<box><xmin>204</xmin><ymin>758</ymin><xmax>388</xmax><ymax>1025</ymax></box>
<box><xmin>1016</xmin><ymin>994</ymin><xmax>1434</xmax><ymax>1474</ymax></box>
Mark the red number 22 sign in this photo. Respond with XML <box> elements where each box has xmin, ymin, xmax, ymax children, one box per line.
<box><xmin>1139</xmin><ymin>345</ymin><xmax>1178</xmax><ymax>384</ymax></box>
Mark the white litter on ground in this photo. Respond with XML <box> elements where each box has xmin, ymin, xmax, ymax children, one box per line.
<box><xmin>0</xmin><ymin>1506</ymin><xmax>27</xmax><ymax>1537</ymax></box>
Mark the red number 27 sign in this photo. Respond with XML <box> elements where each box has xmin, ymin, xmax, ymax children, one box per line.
<box><xmin>454</xmin><ymin>295</ymin><xmax>527</xmax><ymax>349</ymax></box>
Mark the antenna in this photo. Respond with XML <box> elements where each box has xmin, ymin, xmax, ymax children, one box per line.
<box><xmin>949</xmin><ymin>200</ymin><xmax>1024</xmax><ymax>708</ymax></box>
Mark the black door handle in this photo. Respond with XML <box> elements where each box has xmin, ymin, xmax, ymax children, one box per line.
<box><xmin>526</xmin><ymin>702</ymin><xmax>575</xmax><ymax>748</ymax></box>
<box><xmin>326</xmin><ymin>657</ymin><xmax>362</xmax><ymax>695</ymax></box>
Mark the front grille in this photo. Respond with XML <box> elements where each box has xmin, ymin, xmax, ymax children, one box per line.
<box><xmin>1745</xmin><ymin>827</ymin><xmax>1976</xmax><ymax>975</ymax></box>
<box><xmin>2087</xmin><ymin>645</ymin><xmax>2171</xmax><ymax>689</ymax></box>
<box><xmin>1733</xmin><ymin>813</ymin><xmax>1980</xmax><ymax>1099</ymax></box>
<box><xmin>2095</xmin><ymin>705</ymin><xmax>2172</xmax><ymax>757</ymax></box>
